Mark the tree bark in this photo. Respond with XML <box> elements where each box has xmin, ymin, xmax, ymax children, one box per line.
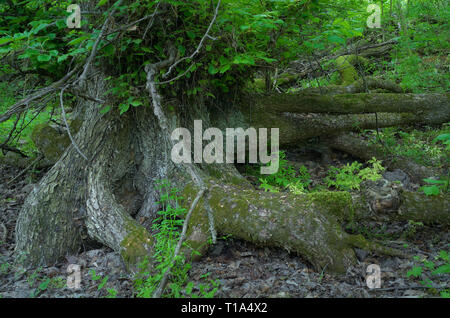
<box><xmin>183</xmin><ymin>180</ymin><xmax>448</xmax><ymax>273</ymax></box>
<box><xmin>233</xmin><ymin>92</ymin><xmax>449</xmax><ymax>146</ymax></box>
<box><xmin>13</xmin><ymin>74</ymin><xmax>449</xmax><ymax>273</ymax></box>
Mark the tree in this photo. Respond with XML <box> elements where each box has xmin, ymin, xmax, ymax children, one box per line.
<box><xmin>0</xmin><ymin>0</ymin><xmax>448</xmax><ymax>284</ymax></box>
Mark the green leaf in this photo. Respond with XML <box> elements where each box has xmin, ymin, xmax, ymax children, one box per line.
<box><xmin>68</xmin><ymin>36</ymin><xmax>89</xmax><ymax>46</ymax></box>
<box><xmin>434</xmin><ymin>133</ymin><xmax>450</xmax><ymax>142</ymax></box>
<box><xmin>57</xmin><ymin>54</ymin><xmax>70</xmax><ymax>63</ymax></box>
<box><xmin>97</xmin><ymin>0</ymin><xmax>109</xmax><ymax>7</ymax></box>
<box><xmin>37</xmin><ymin>54</ymin><xmax>51</xmax><ymax>62</ymax></box>
<box><xmin>55</xmin><ymin>19</ymin><xmax>67</xmax><ymax>29</ymax></box>
<box><xmin>219</xmin><ymin>64</ymin><xmax>231</xmax><ymax>74</ymax></box>
<box><xmin>441</xmin><ymin>290</ymin><xmax>450</xmax><ymax>298</ymax></box>
<box><xmin>421</xmin><ymin>185</ymin><xmax>440</xmax><ymax>196</ymax></box>
<box><xmin>0</xmin><ymin>37</ymin><xmax>12</xmax><ymax>45</ymax></box>
<box><xmin>328</xmin><ymin>34</ymin><xmax>345</xmax><ymax>45</ymax></box>
<box><xmin>208</xmin><ymin>64</ymin><xmax>218</xmax><ymax>75</ymax></box>
<box><xmin>438</xmin><ymin>250</ymin><xmax>449</xmax><ymax>261</ymax></box>
<box><xmin>31</xmin><ymin>23</ymin><xmax>49</xmax><ymax>34</ymax></box>
<box><xmin>99</xmin><ymin>105</ymin><xmax>111</xmax><ymax>114</ymax></box>
<box><xmin>423</xmin><ymin>178</ymin><xmax>446</xmax><ymax>185</ymax></box>
<box><xmin>432</xmin><ymin>264</ymin><xmax>450</xmax><ymax>275</ymax></box>
<box><xmin>130</xmin><ymin>99</ymin><xmax>142</xmax><ymax>107</ymax></box>
<box><xmin>407</xmin><ymin>266</ymin><xmax>422</xmax><ymax>278</ymax></box>
<box><xmin>119</xmin><ymin>103</ymin><xmax>129</xmax><ymax>115</ymax></box>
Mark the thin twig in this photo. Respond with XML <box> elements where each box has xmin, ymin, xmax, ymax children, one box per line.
<box><xmin>0</xmin><ymin>222</ymin><xmax>6</xmax><ymax>242</ymax></box>
<box><xmin>60</xmin><ymin>85</ymin><xmax>88</xmax><ymax>161</ymax></box>
<box><xmin>0</xmin><ymin>66</ymin><xmax>80</xmax><ymax>124</ymax></box>
<box><xmin>142</xmin><ymin>1</ymin><xmax>162</xmax><ymax>39</ymax></box>
<box><xmin>78</xmin><ymin>0</ymin><xmax>124</xmax><ymax>88</ymax></box>
<box><xmin>162</xmin><ymin>0</ymin><xmax>221</xmax><ymax>79</ymax></box>
<box><xmin>7</xmin><ymin>155</ymin><xmax>43</xmax><ymax>185</ymax></box>
<box><xmin>0</xmin><ymin>144</ymin><xmax>28</xmax><ymax>158</ymax></box>
<box><xmin>152</xmin><ymin>188</ymin><xmax>206</xmax><ymax>298</ymax></box>
<box><xmin>67</xmin><ymin>88</ymin><xmax>105</xmax><ymax>104</ymax></box>
<box><xmin>157</xmin><ymin>63</ymin><xmax>195</xmax><ymax>85</ymax></box>
<box><xmin>368</xmin><ymin>285</ymin><xmax>444</xmax><ymax>292</ymax></box>
<box><xmin>103</xmin><ymin>3</ymin><xmax>161</xmax><ymax>38</ymax></box>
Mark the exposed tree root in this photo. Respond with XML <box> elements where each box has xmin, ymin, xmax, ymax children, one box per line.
<box><xmin>182</xmin><ymin>181</ymin><xmax>414</xmax><ymax>274</ymax></box>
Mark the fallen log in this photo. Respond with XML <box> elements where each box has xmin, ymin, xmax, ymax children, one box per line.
<box><xmin>230</xmin><ymin>92</ymin><xmax>450</xmax><ymax>146</ymax></box>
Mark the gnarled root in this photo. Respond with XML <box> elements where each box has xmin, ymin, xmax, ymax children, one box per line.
<box><xmin>183</xmin><ymin>181</ymin><xmax>408</xmax><ymax>274</ymax></box>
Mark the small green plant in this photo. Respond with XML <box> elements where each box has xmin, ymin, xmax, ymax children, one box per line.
<box><xmin>0</xmin><ymin>260</ymin><xmax>10</xmax><ymax>275</ymax></box>
<box><xmin>421</xmin><ymin>178</ymin><xmax>449</xmax><ymax>196</ymax></box>
<box><xmin>406</xmin><ymin>250</ymin><xmax>450</xmax><ymax>298</ymax></box>
<box><xmin>106</xmin><ymin>288</ymin><xmax>118</xmax><ymax>298</ymax></box>
<box><xmin>184</xmin><ymin>273</ymin><xmax>221</xmax><ymax>298</ymax></box>
<box><xmin>253</xmin><ymin>151</ymin><xmax>312</xmax><ymax>194</ymax></box>
<box><xmin>404</xmin><ymin>220</ymin><xmax>424</xmax><ymax>239</ymax></box>
<box><xmin>30</xmin><ymin>277</ymin><xmax>51</xmax><ymax>298</ymax></box>
<box><xmin>90</xmin><ymin>269</ymin><xmax>109</xmax><ymax>291</ymax></box>
<box><xmin>325</xmin><ymin>158</ymin><xmax>384</xmax><ymax>191</ymax></box>
<box><xmin>28</xmin><ymin>274</ymin><xmax>66</xmax><ymax>298</ymax></box>
<box><xmin>367</xmin><ymin>127</ymin><xmax>448</xmax><ymax>167</ymax></box>
<box><xmin>27</xmin><ymin>267</ymin><xmax>42</xmax><ymax>287</ymax></box>
<box><xmin>133</xmin><ymin>180</ymin><xmax>219</xmax><ymax>298</ymax></box>
<box><xmin>434</xmin><ymin>132</ymin><xmax>450</xmax><ymax>151</ymax></box>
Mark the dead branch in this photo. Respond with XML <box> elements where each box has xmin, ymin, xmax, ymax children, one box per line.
<box><xmin>152</xmin><ymin>188</ymin><xmax>206</xmax><ymax>298</ymax></box>
<box><xmin>6</xmin><ymin>154</ymin><xmax>43</xmax><ymax>185</ymax></box>
<box><xmin>0</xmin><ymin>144</ymin><xmax>28</xmax><ymax>158</ymax></box>
<box><xmin>0</xmin><ymin>66</ymin><xmax>80</xmax><ymax>124</ymax></box>
<box><xmin>162</xmin><ymin>0</ymin><xmax>221</xmax><ymax>80</ymax></box>
<box><xmin>78</xmin><ymin>0</ymin><xmax>124</xmax><ymax>88</ymax></box>
<box><xmin>60</xmin><ymin>85</ymin><xmax>88</xmax><ymax>161</ymax></box>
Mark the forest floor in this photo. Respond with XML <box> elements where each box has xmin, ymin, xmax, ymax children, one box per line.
<box><xmin>1</xmin><ymin>146</ymin><xmax>448</xmax><ymax>298</ymax></box>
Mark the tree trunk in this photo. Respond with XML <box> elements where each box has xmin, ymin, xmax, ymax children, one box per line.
<box><xmin>14</xmin><ymin>71</ymin><xmax>450</xmax><ymax>273</ymax></box>
<box><xmin>15</xmin><ymin>72</ymin><xmax>170</xmax><ymax>267</ymax></box>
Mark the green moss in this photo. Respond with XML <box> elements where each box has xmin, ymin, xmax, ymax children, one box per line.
<box><xmin>307</xmin><ymin>191</ymin><xmax>355</xmax><ymax>223</ymax></box>
<box><xmin>120</xmin><ymin>221</ymin><xmax>153</xmax><ymax>267</ymax></box>
<box><xmin>31</xmin><ymin>123</ymin><xmax>71</xmax><ymax>163</ymax></box>
<box><xmin>181</xmin><ymin>183</ymin><xmax>211</xmax><ymax>260</ymax></box>
<box><xmin>335</xmin><ymin>55</ymin><xmax>369</xmax><ymax>86</ymax></box>
<box><xmin>346</xmin><ymin>233</ymin><xmax>405</xmax><ymax>257</ymax></box>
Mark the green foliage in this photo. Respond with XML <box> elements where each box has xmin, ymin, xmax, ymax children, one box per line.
<box><xmin>375</xmin><ymin>0</ymin><xmax>449</xmax><ymax>93</ymax></box>
<box><xmin>89</xmin><ymin>269</ymin><xmax>120</xmax><ymax>298</ymax></box>
<box><xmin>132</xmin><ymin>180</ymin><xmax>219</xmax><ymax>298</ymax></box>
<box><xmin>325</xmin><ymin>158</ymin><xmax>384</xmax><ymax>191</ymax></box>
<box><xmin>251</xmin><ymin>151</ymin><xmax>312</xmax><ymax>194</ymax></box>
<box><xmin>403</xmin><ymin>220</ymin><xmax>424</xmax><ymax>240</ymax></box>
<box><xmin>421</xmin><ymin>178</ymin><xmax>449</xmax><ymax>196</ymax></box>
<box><xmin>0</xmin><ymin>82</ymin><xmax>55</xmax><ymax>157</ymax></box>
<box><xmin>366</xmin><ymin>125</ymin><xmax>449</xmax><ymax>197</ymax></box>
<box><xmin>434</xmin><ymin>131</ymin><xmax>450</xmax><ymax>151</ymax></box>
<box><xmin>367</xmin><ymin>126</ymin><xmax>448</xmax><ymax>167</ymax></box>
<box><xmin>406</xmin><ymin>250</ymin><xmax>450</xmax><ymax>298</ymax></box>
<box><xmin>90</xmin><ymin>269</ymin><xmax>110</xmax><ymax>291</ymax></box>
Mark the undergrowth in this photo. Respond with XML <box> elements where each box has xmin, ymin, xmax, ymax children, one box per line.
<box><xmin>132</xmin><ymin>180</ymin><xmax>219</xmax><ymax>298</ymax></box>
